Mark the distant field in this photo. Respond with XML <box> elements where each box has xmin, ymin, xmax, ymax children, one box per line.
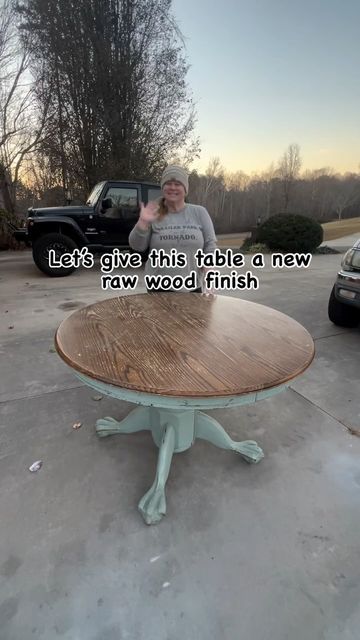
<box><xmin>322</xmin><ymin>217</ymin><xmax>360</xmax><ymax>241</ymax></box>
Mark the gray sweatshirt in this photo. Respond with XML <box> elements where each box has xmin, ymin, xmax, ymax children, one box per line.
<box><xmin>128</xmin><ymin>203</ymin><xmax>217</xmax><ymax>291</ymax></box>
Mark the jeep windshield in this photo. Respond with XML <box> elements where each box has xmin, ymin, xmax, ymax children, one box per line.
<box><xmin>86</xmin><ymin>182</ymin><xmax>105</xmax><ymax>206</ymax></box>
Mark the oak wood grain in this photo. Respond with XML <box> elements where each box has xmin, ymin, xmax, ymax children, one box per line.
<box><xmin>55</xmin><ymin>293</ymin><xmax>315</xmax><ymax>397</ymax></box>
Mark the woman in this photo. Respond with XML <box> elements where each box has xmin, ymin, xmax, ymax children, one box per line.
<box><xmin>128</xmin><ymin>165</ymin><xmax>217</xmax><ymax>293</ymax></box>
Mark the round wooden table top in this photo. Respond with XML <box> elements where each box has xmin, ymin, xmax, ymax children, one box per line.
<box><xmin>55</xmin><ymin>293</ymin><xmax>315</xmax><ymax>398</ymax></box>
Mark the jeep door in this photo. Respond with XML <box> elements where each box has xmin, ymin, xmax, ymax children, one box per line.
<box><xmin>144</xmin><ymin>185</ymin><xmax>162</xmax><ymax>204</ymax></box>
<box><xmin>97</xmin><ymin>184</ymin><xmax>140</xmax><ymax>245</ymax></box>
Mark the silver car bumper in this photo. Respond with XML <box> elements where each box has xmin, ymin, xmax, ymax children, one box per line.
<box><xmin>335</xmin><ymin>270</ymin><xmax>360</xmax><ymax>307</ymax></box>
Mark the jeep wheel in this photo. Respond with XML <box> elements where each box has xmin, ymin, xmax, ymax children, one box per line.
<box><xmin>328</xmin><ymin>285</ymin><xmax>359</xmax><ymax>327</ymax></box>
<box><xmin>32</xmin><ymin>233</ymin><xmax>77</xmax><ymax>277</ymax></box>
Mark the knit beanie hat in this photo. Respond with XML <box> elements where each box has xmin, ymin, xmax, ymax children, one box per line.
<box><xmin>160</xmin><ymin>165</ymin><xmax>189</xmax><ymax>194</ymax></box>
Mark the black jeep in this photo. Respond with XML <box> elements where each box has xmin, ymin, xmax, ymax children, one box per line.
<box><xmin>13</xmin><ymin>180</ymin><xmax>161</xmax><ymax>276</ymax></box>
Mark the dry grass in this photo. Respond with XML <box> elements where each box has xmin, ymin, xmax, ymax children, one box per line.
<box><xmin>322</xmin><ymin>217</ymin><xmax>360</xmax><ymax>241</ymax></box>
<box><xmin>217</xmin><ymin>233</ymin><xmax>250</xmax><ymax>247</ymax></box>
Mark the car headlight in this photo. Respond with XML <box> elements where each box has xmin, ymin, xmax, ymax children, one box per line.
<box><xmin>341</xmin><ymin>248</ymin><xmax>360</xmax><ymax>272</ymax></box>
<box><xmin>341</xmin><ymin>249</ymin><xmax>355</xmax><ymax>270</ymax></box>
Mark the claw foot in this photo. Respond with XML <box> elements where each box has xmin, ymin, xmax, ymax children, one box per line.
<box><xmin>231</xmin><ymin>439</ymin><xmax>264</xmax><ymax>464</ymax></box>
<box><xmin>96</xmin><ymin>417</ymin><xmax>123</xmax><ymax>437</ymax></box>
<box><xmin>138</xmin><ymin>483</ymin><xmax>167</xmax><ymax>525</ymax></box>
<box><xmin>96</xmin><ymin>407</ymin><xmax>150</xmax><ymax>438</ymax></box>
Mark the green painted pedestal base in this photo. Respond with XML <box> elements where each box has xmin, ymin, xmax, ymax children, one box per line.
<box><xmin>96</xmin><ymin>406</ymin><xmax>264</xmax><ymax>525</ymax></box>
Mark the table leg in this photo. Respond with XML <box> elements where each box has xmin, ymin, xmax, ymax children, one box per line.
<box><xmin>138</xmin><ymin>424</ymin><xmax>176</xmax><ymax>525</ymax></box>
<box><xmin>96</xmin><ymin>406</ymin><xmax>194</xmax><ymax>524</ymax></box>
<box><xmin>195</xmin><ymin>411</ymin><xmax>264</xmax><ymax>464</ymax></box>
<box><xmin>96</xmin><ymin>406</ymin><xmax>150</xmax><ymax>438</ymax></box>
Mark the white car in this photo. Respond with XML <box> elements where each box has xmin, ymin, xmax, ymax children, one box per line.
<box><xmin>328</xmin><ymin>239</ymin><xmax>360</xmax><ymax>327</ymax></box>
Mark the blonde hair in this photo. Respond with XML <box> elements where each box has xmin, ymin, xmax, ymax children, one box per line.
<box><xmin>157</xmin><ymin>196</ymin><xmax>168</xmax><ymax>220</ymax></box>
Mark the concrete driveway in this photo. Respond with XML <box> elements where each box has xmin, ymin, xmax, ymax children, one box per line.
<box><xmin>1</xmin><ymin>249</ymin><xmax>360</xmax><ymax>640</ymax></box>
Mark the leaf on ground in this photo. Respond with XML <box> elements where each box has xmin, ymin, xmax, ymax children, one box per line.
<box><xmin>72</xmin><ymin>422</ymin><xmax>82</xmax><ymax>430</ymax></box>
<box><xmin>91</xmin><ymin>395</ymin><xmax>103</xmax><ymax>401</ymax></box>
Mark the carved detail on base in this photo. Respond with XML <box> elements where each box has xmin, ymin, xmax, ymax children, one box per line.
<box><xmin>195</xmin><ymin>411</ymin><xmax>264</xmax><ymax>464</ymax></box>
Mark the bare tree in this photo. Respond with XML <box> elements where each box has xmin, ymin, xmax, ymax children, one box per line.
<box><xmin>256</xmin><ymin>163</ymin><xmax>278</xmax><ymax>219</ymax></box>
<box><xmin>277</xmin><ymin>143</ymin><xmax>302</xmax><ymax>212</ymax></box>
<box><xmin>0</xmin><ymin>0</ymin><xmax>49</xmax><ymax>211</ymax></box>
<box><xmin>17</xmin><ymin>0</ymin><xmax>200</xmax><ymax>193</ymax></box>
<box><xmin>332</xmin><ymin>174</ymin><xmax>360</xmax><ymax>220</ymax></box>
<box><xmin>221</xmin><ymin>170</ymin><xmax>248</xmax><ymax>228</ymax></box>
<box><xmin>224</xmin><ymin>170</ymin><xmax>249</xmax><ymax>192</ymax></box>
<box><xmin>301</xmin><ymin>167</ymin><xmax>334</xmax><ymax>219</ymax></box>
<box><xmin>203</xmin><ymin>157</ymin><xmax>224</xmax><ymax>202</ymax></box>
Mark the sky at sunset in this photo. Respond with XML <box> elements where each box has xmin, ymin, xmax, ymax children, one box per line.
<box><xmin>172</xmin><ymin>0</ymin><xmax>360</xmax><ymax>175</ymax></box>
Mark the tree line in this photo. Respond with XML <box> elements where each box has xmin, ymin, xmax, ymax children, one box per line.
<box><xmin>187</xmin><ymin>150</ymin><xmax>360</xmax><ymax>233</ymax></box>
